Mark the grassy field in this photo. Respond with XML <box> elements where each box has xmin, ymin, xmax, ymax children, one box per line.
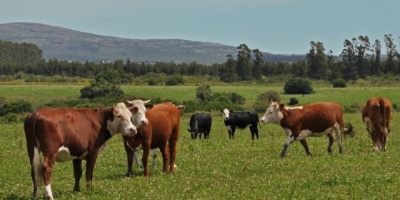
<box><xmin>1</xmin><ymin>84</ymin><xmax>399</xmax><ymax>199</ymax></box>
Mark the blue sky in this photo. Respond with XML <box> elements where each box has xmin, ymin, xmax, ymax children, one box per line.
<box><xmin>1</xmin><ymin>0</ymin><xmax>399</xmax><ymax>55</ymax></box>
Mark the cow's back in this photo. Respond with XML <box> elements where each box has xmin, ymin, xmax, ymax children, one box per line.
<box><xmin>190</xmin><ymin>113</ymin><xmax>212</xmax><ymax>129</ymax></box>
<box><xmin>364</xmin><ymin>97</ymin><xmax>392</xmax><ymax>129</ymax></box>
<box><xmin>285</xmin><ymin>102</ymin><xmax>343</xmax><ymax>132</ymax></box>
<box><xmin>228</xmin><ymin>111</ymin><xmax>258</xmax><ymax>129</ymax></box>
<box><xmin>26</xmin><ymin>108</ymin><xmax>104</xmax><ymax>152</ymax></box>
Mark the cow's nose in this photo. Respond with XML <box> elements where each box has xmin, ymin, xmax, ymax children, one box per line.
<box><xmin>142</xmin><ymin>120</ymin><xmax>148</xmax><ymax>125</ymax></box>
<box><xmin>130</xmin><ymin>127</ymin><xmax>137</xmax><ymax>134</ymax></box>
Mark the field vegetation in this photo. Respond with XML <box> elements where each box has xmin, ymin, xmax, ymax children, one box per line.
<box><xmin>0</xmin><ymin>83</ymin><xmax>399</xmax><ymax>199</ymax></box>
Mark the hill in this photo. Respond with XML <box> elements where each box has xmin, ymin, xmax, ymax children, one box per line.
<box><xmin>0</xmin><ymin>22</ymin><xmax>305</xmax><ymax>64</ymax></box>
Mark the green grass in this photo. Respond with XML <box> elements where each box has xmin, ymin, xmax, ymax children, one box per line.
<box><xmin>1</xmin><ymin>84</ymin><xmax>400</xmax><ymax>199</ymax></box>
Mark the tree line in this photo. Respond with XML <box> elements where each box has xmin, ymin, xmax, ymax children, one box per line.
<box><xmin>1</xmin><ymin>34</ymin><xmax>399</xmax><ymax>82</ymax></box>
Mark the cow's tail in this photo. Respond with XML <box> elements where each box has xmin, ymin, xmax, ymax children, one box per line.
<box><xmin>379</xmin><ymin>99</ymin><xmax>388</xmax><ymax>135</ymax></box>
<box><xmin>343</xmin><ymin>122</ymin><xmax>355</xmax><ymax>137</ymax></box>
<box><xmin>24</xmin><ymin>113</ymin><xmax>44</xmax><ymax>187</ymax></box>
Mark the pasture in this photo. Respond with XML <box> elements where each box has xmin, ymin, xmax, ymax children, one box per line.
<box><xmin>1</xmin><ymin>84</ymin><xmax>400</xmax><ymax>199</ymax></box>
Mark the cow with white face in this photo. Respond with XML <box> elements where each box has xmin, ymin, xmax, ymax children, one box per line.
<box><xmin>221</xmin><ymin>108</ymin><xmax>260</xmax><ymax>140</ymax></box>
<box><xmin>24</xmin><ymin>102</ymin><xmax>137</xmax><ymax>200</ymax></box>
<box><xmin>261</xmin><ymin>101</ymin><xmax>350</xmax><ymax>158</ymax></box>
<box><xmin>127</xmin><ymin>99</ymin><xmax>151</xmax><ymax>127</ymax></box>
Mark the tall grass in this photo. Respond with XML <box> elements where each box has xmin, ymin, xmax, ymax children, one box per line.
<box><xmin>1</xmin><ymin>85</ymin><xmax>399</xmax><ymax>199</ymax></box>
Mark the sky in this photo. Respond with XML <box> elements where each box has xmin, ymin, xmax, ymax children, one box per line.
<box><xmin>1</xmin><ymin>0</ymin><xmax>399</xmax><ymax>55</ymax></box>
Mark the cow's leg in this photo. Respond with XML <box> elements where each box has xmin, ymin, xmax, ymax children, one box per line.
<box><xmin>231</xmin><ymin>127</ymin><xmax>236</xmax><ymax>139</ymax></box>
<box><xmin>168</xmin><ymin>136</ymin><xmax>178</xmax><ymax>173</ymax></box>
<box><xmin>372</xmin><ymin>131</ymin><xmax>380</xmax><ymax>151</ymax></box>
<box><xmin>129</xmin><ymin>150</ymin><xmax>136</xmax><ymax>177</ymax></box>
<box><xmin>327</xmin><ymin>134</ymin><xmax>334</xmax><ymax>154</ymax></box>
<box><xmin>158</xmin><ymin>144</ymin><xmax>169</xmax><ymax>172</ymax></box>
<box><xmin>142</xmin><ymin>145</ymin><xmax>151</xmax><ymax>177</ymax></box>
<box><xmin>151</xmin><ymin>149</ymin><xmax>158</xmax><ymax>169</ymax></box>
<box><xmin>226</xmin><ymin>125</ymin><xmax>233</xmax><ymax>139</ymax></box>
<box><xmin>300</xmin><ymin>139</ymin><xmax>312</xmax><ymax>156</ymax></box>
<box><xmin>122</xmin><ymin>140</ymin><xmax>135</xmax><ymax>177</ymax></box>
<box><xmin>205</xmin><ymin>130</ymin><xmax>210</xmax><ymax>139</ymax></box>
<box><xmin>85</xmin><ymin>153</ymin><xmax>99</xmax><ymax>191</ymax></box>
<box><xmin>250</xmin><ymin>125</ymin><xmax>258</xmax><ymax>140</ymax></box>
<box><xmin>42</xmin><ymin>155</ymin><xmax>56</xmax><ymax>200</ymax></box>
<box><xmin>134</xmin><ymin>150</ymin><xmax>140</xmax><ymax>168</ymax></box>
<box><xmin>280</xmin><ymin>130</ymin><xmax>295</xmax><ymax>158</ymax></box>
<box><xmin>73</xmin><ymin>159</ymin><xmax>82</xmax><ymax>192</ymax></box>
<box><xmin>30</xmin><ymin>147</ymin><xmax>42</xmax><ymax>199</ymax></box>
<box><xmin>333</xmin><ymin>124</ymin><xmax>343</xmax><ymax>154</ymax></box>
<box><xmin>191</xmin><ymin>132</ymin><xmax>195</xmax><ymax>139</ymax></box>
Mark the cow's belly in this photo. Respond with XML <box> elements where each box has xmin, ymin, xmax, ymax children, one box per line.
<box><xmin>56</xmin><ymin>146</ymin><xmax>88</xmax><ymax>162</ymax></box>
<box><xmin>296</xmin><ymin>127</ymin><xmax>333</xmax><ymax>140</ymax></box>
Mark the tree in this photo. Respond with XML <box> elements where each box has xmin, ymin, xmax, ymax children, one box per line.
<box><xmin>340</xmin><ymin>38</ymin><xmax>357</xmax><ymax>80</ymax></box>
<box><xmin>383</xmin><ymin>34</ymin><xmax>398</xmax><ymax>74</ymax></box>
<box><xmin>371</xmin><ymin>39</ymin><xmax>383</xmax><ymax>76</ymax></box>
<box><xmin>306</xmin><ymin>41</ymin><xmax>328</xmax><ymax>79</ymax></box>
<box><xmin>355</xmin><ymin>35</ymin><xmax>372</xmax><ymax>78</ymax></box>
<box><xmin>236</xmin><ymin>44</ymin><xmax>253</xmax><ymax>80</ymax></box>
<box><xmin>220</xmin><ymin>55</ymin><xmax>239</xmax><ymax>82</ymax></box>
<box><xmin>252</xmin><ymin>49</ymin><xmax>263</xmax><ymax>80</ymax></box>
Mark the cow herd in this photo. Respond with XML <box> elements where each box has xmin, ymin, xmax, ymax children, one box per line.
<box><xmin>23</xmin><ymin>96</ymin><xmax>392</xmax><ymax>199</ymax></box>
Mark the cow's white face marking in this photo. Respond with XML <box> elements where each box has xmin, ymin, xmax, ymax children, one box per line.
<box><xmin>127</xmin><ymin>99</ymin><xmax>150</xmax><ymax>127</ymax></box>
<box><xmin>222</xmin><ymin>108</ymin><xmax>230</xmax><ymax>121</ymax></box>
<box><xmin>261</xmin><ymin>102</ymin><xmax>283</xmax><ymax>124</ymax></box>
<box><xmin>107</xmin><ymin>103</ymin><xmax>137</xmax><ymax>136</ymax></box>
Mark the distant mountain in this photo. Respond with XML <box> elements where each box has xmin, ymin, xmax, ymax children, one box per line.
<box><xmin>0</xmin><ymin>22</ymin><xmax>306</xmax><ymax>64</ymax></box>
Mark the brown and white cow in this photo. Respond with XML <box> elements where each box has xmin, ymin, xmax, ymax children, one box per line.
<box><xmin>261</xmin><ymin>102</ymin><xmax>348</xmax><ymax>157</ymax></box>
<box><xmin>123</xmin><ymin>100</ymin><xmax>184</xmax><ymax>177</ymax></box>
<box><xmin>24</xmin><ymin>103</ymin><xmax>143</xmax><ymax>200</ymax></box>
<box><xmin>362</xmin><ymin>97</ymin><xmax>392</xmax><ymax>151</ymax></box>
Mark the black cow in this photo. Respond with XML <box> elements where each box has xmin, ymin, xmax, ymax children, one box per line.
<box><xmin>221</xmin><ymin>109</ymin><xmax>260</xmax><ymax>140</ymax></box>
<box><xmin>188</xmin><ymin>113</ymin><xmax>212</xmax><ymax>139</ymax></box>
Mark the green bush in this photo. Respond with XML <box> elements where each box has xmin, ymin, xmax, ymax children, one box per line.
<box><xmin>333</xmin><ymin>79</ymin><xmax>347</xmax><ymax>88</ymax></box>
<box><xmin>1</xmin><ymin>113</ymin><xmax>20</xmax><ymax>123</ymax></box>
<box><xmin>0</xmin><ymin>100</ymin><xmax>33</xmax><ymax>116</ymax></box>
<box><xmin>252</xmin><ymin>90</ymin><xmax>281</xmax><ymax>112</ymax></box>
<box><xmin>289</xmin><ymin>97</ymin><xmax>299</xmax><ymax>105</ymax></box>
<box><xmin>284</xmin><ymin>78</ymin><xmax>313</xmax><ymax>94</ymax></box>
<box><xmin>80</xmin><ymin>83</ymin><xmax>124</xmax><ymax>99</ymax></box>
<box><xmin>165</xmin><ymin>75</ymin><xmax>184</xmax><ymax>85</ymax></box>
<box><xmin>196</xmin><ymin>85</ymin><xmax>213</xmax><ymax>101</ymax></box>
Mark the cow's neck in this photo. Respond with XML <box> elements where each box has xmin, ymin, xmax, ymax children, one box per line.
<box><xmin>102</xmin><ymin>108</ymin><xmax>114</xmax><ymax>141</ymax></box>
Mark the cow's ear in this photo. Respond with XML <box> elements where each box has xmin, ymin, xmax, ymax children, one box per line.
<box><xmin>145</xmin><ymin>103</ymin><xmax>153</xmax><ymax>110</ymax></box>
<box><xmin>230</xmin><ymin>110</ymin><xmax>234</xmax><ymax>113</ymax></box>
<box><xmin>220</xmin><ymin>110</ymin><xmax>223</xmax><ymax>113</ymax></box>
<box><xmin>130</xmin><ymin>106</ymin><xmax>139</xmax><ymax>114</ymax></box>
<box><xmin>279</xmin><ymin>104</ymin><xmax>285</xmax><ymax>110</ymax></box>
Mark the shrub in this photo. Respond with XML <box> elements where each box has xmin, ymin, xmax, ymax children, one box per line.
<box><xmin>284</xmin><ymin>78</ymin><xmax>313</xmax><ymax>94</ymax></box>
<box><xmin>1</xmin><ymin>113</ymin><xmax>20</xmax><ymax>123</ymax></box>
<box><xmin>80</xmin><ymin>83</ymin><xmax>124</xmax><ymax>99</ymax></box>
<box><xmin>333</xmin><ymin>79</ymin><xmax>347</xmax><ymax>88</ymax></box>
<box><xmin>196</xmin><ymin>85</ymin><xmax>212</xmax><ymax>101</ymax></box>
<box><xmin>252</xmin><ymin>90</ymin><xmax>281</xmax><ymax>113</ymax></box>
<box><xmin>165</xmin><ymin>75</ymin><xmax>184</xmax><ymax>85</ymax></box>
<box><xmin>288</xmin><ymin>97</ymin><xmax>299</xmax><ymax>105</ymax></box>
<box><xmin>0</xmin><ymin>100</ymin><xmax>34</xmax><ymax>116</ymax></box>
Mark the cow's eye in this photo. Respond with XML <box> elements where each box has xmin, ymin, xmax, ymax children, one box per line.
<box><xmin>117</xmin><ymin>114</ymin><xmax>121</xmax><ymax>118</ymax></box>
